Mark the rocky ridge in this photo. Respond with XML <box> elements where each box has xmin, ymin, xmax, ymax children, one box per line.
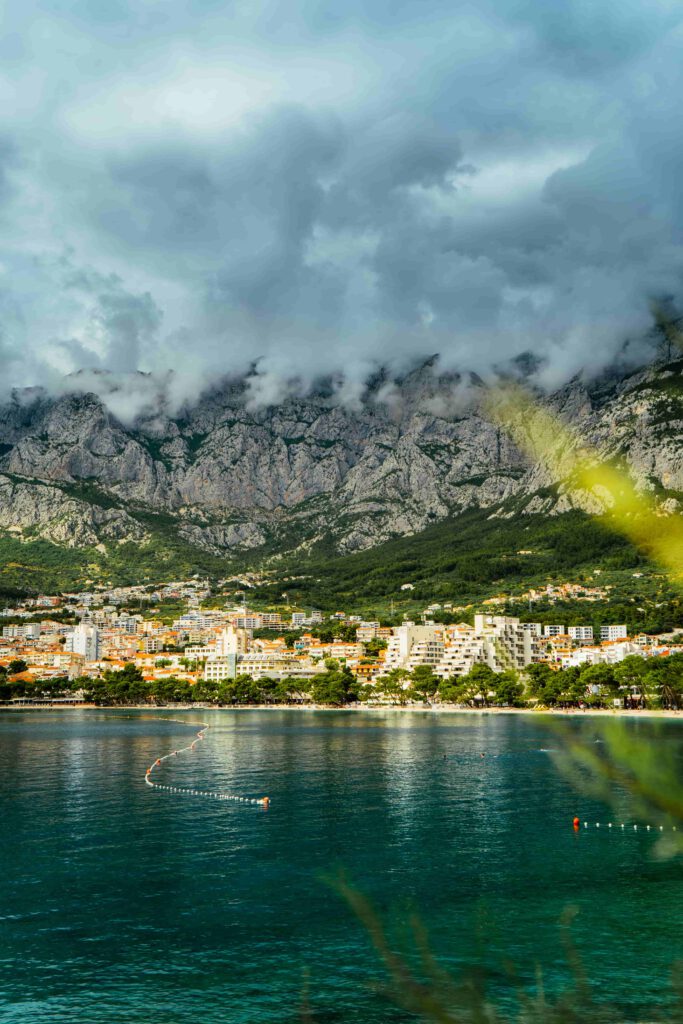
<box><xmin>0</xmin><ymin>358</ymin><xmax>680</xmax><ymax>562</ymax></box>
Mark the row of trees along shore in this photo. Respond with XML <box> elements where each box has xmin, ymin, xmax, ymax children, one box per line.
<box><xmin>2</xmin><ymin>654</ymin><xmax>683</xmax><ymax>709</ymax></box>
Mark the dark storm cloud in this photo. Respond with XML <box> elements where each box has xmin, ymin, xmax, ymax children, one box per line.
<box><xmin>0</xmin><ymin>0</ymin><xmax>682</xmax><ymax>412</ymax></box>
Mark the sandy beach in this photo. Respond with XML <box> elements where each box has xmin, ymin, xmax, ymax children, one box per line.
<box><xmin>2</xmin><ymin>702</ymin><xmax>683</xmax><ymax>718</ymax></box>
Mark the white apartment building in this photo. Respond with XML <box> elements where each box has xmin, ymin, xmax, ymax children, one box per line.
<box><xmin>383</xmin><ymin>624</ymin><xmax>445</xmax><ymax>674</ymax></box>
<box><xmin>115</xmin><ymin>615</ymin><xmax>140</xmax><ymax>634</ymax></box>
<box><xmin>356</xmin><ymin>622</ymin><xmax>381</xmax><ymax>643</ymax></box>
<box><xmin>139</xmin><ymin>637</ymin><xmax>162</xmax><ymax>653</ymax></box>
<box><xmin>569</xmin><ymin>626</ymin><xmax>594</xmax><ymax>642</ymax></box>
<box><xmin>45</xmin><ymin>651</ymin><xmax>86</xmax><ymax>671</ymax></box>
<box><xmin>204</xmin><ymin>651</ymin><xmax>325</xmax><ymax>683</ymax></box>
<box><xmin>600</xmin><ymin>642</ymin><xmax>642</xmax><ymax>663</ymax></box>
<box><xmin>100</xmin><ymin>632</ymin><xmax>138</xmax><ymax>658</ymax></box>
<box><xmin>472</xmin><ymin>615</ymin><xmax>538</xmax><ymax>671</ymax></box>
<box><xmin>406</xmin><ymin>636</ymin><xmax>445</xmax><ymax>672</ymax></box>
<box><xmin>185</xmin><ymin>630</ymin><xmax>210</xmax><ymax>645</ymax></box>
<box><xmin>203</xmin><ymin>654</ymin><xmax>238</xmax><ymax>682</ymax></box>
<box><xmin>306</xmin><ymin>642</ymin><xmax>363</xmax><ymax>661</ymax></box>
<box><xmin>202</xmin><ymin>626</ymin><xmax>251</xmax><ymax>681</ymax></box>
<box><xmin>67</xmin><ymin>623</ymin><xmax>101</xmax><ymax>662</ymax></box>
<box><xmin>185</xmin><ymin>628</ymin><xmax>250</xmax><ymax>661</ymax></box>
<box><xmin>174</xmin><ymin>612</ymin><xmax>225</xmax><ymax>632</ymax></box>
<box><xmin>232</xmin><ymin>615</ymin><xmax>262</xmax><ymax>630</ymax></box>
<box><xmin>378</xmin><ymin>617</ymin><xmax>538</xmax><ymax>682</ymax></box>
<box><xmin>436</xmin><ymin>625</ymin><xmax>488</xmax><ymax>678</ymax></box>
<box><xmin>184</xmin><ymin>645</ymin><xmax>215</xmax><ymax>659</ymax></box>
<box><xmin>600</xmin><ymin>624</ymin><xmax>628</xmax><ymax>641</ymax></box>
<box><xmin>543</xmin><ymin>625</ymin><xmax>566</xmax><ymax>637</ymax></box>
<box><xmin>2</xmin><ymin>624</ymin><xmax>41</xmax><ymax>640</ymax></box>
<box><xmin>559</xmin><ymin>642</ymin><xmax>643</xmax><ymax>669</ymax></box>
<box><xmin>290</xmin><ymin>610</ymin><xmax>323</xmax><ymax>628</ymax></box>
<box><xmin>216</xmin><ymin>626</ymin><xmax>250</xmax><ymax>656</ymax></box>
<box><xmin>238</xmin><ymin>653</ymin><xmax>325</xmax><ymax>681</ymax></box>
<box><xmin>558</xmin><ymin>647</ymin><xmax>601</xmax><ymax>668</ymax></box>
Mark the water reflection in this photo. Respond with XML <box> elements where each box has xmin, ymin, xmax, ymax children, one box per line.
<box><xmin>0</xmin><ymin>710</ymin><xmax>680</xmax><ymax>1023</ymax></box>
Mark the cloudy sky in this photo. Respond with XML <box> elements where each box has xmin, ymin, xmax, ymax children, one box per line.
<box><xmin>2</xmin><ymin>0</ymin><xmax>683</xmax><ymax>412</ymax></box>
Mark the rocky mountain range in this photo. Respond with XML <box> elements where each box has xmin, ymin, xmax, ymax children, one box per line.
<box><xmin>0</xmin><ymin>356</ymin><xmax>681</xmax><ymax>568</ymax></box>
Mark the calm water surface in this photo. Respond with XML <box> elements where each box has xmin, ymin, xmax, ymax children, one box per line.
<box><xmin>0</xmin><ymin>710</ymin><xmax>681</xmax><ymax>1023</ymax></box>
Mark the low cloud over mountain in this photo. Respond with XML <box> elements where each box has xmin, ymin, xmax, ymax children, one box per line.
<box><xmin>1</xmin><ymin>0</ymin><xmax>683</xmax><ymax>411</ymax></box>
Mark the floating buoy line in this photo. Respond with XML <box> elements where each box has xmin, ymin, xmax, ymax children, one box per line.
<box><xmin>573</xmin><ymin>817</ymin><xmax>675</xmax><ymax>832</ymax></box>
<box><xmin>145</xmin><ymin>722</ymin><xmax>270</xmax><ymax>808</ymax></box>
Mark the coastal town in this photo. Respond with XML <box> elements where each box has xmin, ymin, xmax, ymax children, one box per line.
<box><xmin>1</xmin><ymin>577</ymin><xmax>682</xmax><ymax>707</ymax></box>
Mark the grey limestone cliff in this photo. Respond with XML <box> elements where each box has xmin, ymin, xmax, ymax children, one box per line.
<box><xmin>0</xmin><ymin>358</ymin><xmax>680</xmax><ymax>558</ymax></box>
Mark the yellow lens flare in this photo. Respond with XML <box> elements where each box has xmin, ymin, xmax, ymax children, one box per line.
<box><xmin>486</xmin><ymin>383</ymin><xmax>683</xmax><ymax>581</ymax></box>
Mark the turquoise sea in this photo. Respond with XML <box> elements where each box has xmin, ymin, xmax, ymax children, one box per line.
<box><xmin>0</xmin><ymin>709</ymin><xmax>681</xmax><ymax>1023</ymax></box>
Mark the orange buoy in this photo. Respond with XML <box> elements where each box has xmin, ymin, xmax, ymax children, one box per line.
<box><xmin>573</xmin><ymin>816</ymin><xmax>580</xmax><ymax>830</ymax></box>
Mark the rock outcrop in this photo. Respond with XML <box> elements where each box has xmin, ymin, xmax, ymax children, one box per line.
<box><xmin>0</xmin><ymin>357</ymin><xmax>680</xmax><ymax>558</ymax></box>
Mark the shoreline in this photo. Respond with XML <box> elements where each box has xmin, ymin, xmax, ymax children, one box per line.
<box><xmin>2</xmin><ymin>703</ymin><xmax>683</xmax><ymax>719</ymax></box>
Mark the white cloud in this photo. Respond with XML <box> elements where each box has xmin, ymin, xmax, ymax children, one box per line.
<box><xmin>0</xmin><ymin>0</ymin><xmax>680</xmax><ymax>414</ymax></box>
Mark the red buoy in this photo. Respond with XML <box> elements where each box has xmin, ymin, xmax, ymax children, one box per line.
<box><xmin>573</xmin><ymin>816</ymin><xmax>580</xmax><ymax>830</ymax></box>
